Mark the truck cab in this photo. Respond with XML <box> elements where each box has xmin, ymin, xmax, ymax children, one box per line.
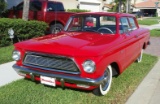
<box><xmin>8</xmin><ymin>0</ymin><xmax>74</xmax><ymax>33</ymax></box>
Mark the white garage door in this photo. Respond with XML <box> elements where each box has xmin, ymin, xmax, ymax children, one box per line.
<box><xmin>79</xmin><ymin>2</ymin><xmax>100</xmax><ymax>12</ymax></box>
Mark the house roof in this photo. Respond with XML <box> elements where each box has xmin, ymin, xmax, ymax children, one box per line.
<box><xmin>135</xmin><ymin>0</ymin><xmax>160</xmax><ymax>8</ymax></box>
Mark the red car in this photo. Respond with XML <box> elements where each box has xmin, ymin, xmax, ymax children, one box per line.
<box><xmin>12</xmin><ymin>12</ymin><xmax>150</xmax><ymax>95</ymax></box>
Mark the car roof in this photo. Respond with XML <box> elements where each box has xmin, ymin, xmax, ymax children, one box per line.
<box><xmin>72</xmin><ymin>12</ymin><xmax>135</xmax><ymax>18</ymax></box>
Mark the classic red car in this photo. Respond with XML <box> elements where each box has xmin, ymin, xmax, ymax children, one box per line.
<box><xmin>12</xmin><ymin>12</ymin><xmax>150</xmax><ymax>95</ymax></box>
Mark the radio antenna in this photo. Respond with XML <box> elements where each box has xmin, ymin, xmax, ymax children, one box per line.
<box><xmin>54</xmin><ymin>0</ymin><xmax>58</xmax><ymax>34</ymax></box>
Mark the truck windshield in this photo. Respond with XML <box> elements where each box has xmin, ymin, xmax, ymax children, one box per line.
<box><xmin>64</xmin><ymin>15</ymin><xmax>116</xmax><ymax>34</ymax></box>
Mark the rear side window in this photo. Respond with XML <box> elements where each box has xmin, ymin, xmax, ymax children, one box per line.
<box><xmin>30</xmin><ymin>1</ymin><xmax>42</xmax><ymax>11</ymax></box>
<box><xmin>128</xmin><ymin>17</ymin><xmax>137</xmax><ymax>30</ymax></box>
<box><xmin>16</xmin><ymin>3</ymin><xmax>23</xmax><ymax>10</ymax></box>
<box><xmin>47</xmin><ymin>2</ymin><xmax>64</xmax><ymax>11</ymax></box>
<box><xmin>16</xmin><ymin>1</ymin><xmax>42</xmax><ymax>11</ymax></box>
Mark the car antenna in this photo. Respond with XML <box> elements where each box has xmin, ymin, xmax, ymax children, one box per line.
<box><xmin>54</xmin><ymin>0</ymin><xmax>58</xmax><ymax>34</ymax></box>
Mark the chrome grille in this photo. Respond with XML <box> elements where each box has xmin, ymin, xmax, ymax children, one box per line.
<box><xmin>23</xmin><ymin>52</ymin><xmax>79</xmax><ymax>73</ymax></box>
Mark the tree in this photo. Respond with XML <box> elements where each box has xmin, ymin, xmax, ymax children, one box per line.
<box><xmin>108</xmin><ymin>0</ymin><xmax>126</xmax><ymax>13</ymax></box>
<box><xmin>22</xmin><ymin>0</ymin><xmax>30</xmax><ymax>21</ymax></box>
<box><xmin>0</xmin><ymin>0</ymin><xmax>7</xmax><ymax>17</ymax></box>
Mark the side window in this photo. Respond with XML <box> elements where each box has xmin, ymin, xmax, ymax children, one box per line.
<box><xmin>16</xmin><ymin>1</ymin><xmax>42</xmax><ymax>11</ymax></box>
<box><xmin>30</xmin><ymin>1</ymin><xmax>42</xmax><ymax>11</ymax></box>
<box><xmin>16</xmin><ymin>3</ymin><xmax>23</xmax><ymax>10</ymax></box>
<box><xmin>128</xmin><ymin>17</ymin><xmax>137</xmax><ymax>30</ymax></box>
<box><xmin>120</xmin><ymin>17</ymin><xmax>131</xmax><ymax>34</ymax></box>
<box><xmin>47</xmin><ymin>2</ymin><xmax>64</xmax><ymax>11</ymax></box>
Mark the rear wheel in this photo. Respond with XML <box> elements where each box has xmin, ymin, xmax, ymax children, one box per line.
<box><xmin>136</xmin><ymin>49</ymin><xmax>143</xmax><ymax>63</ymax></box>
<box><xmin>50</xmin><ymin>23</ymin><xmax>63</xmax><ymax>34</ymax></box>
<box><xmin>93</xmin><ymin>65</ymin><xmax>112</xmax><ymax>96</ymax></box>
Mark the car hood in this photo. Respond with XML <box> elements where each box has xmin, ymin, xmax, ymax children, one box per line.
<box><xmin>15</xmin><ymin>32</ymin><xmax>118</xmax><ymax>57</ymax></box>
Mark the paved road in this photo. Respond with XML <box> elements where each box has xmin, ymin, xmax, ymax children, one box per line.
<box><xmin>0</xmin><ymin>61</ymin><xmax>22</xmax><ymax>87</ymax></box>
<box><xmin>144</xmin><ymin>37</ymin><xmax>160</xmax><ymax>56</ymax></box>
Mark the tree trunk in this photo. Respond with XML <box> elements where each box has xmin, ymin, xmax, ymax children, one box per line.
<box><xmin>22</xmin><ymin>0</ymin><xmax>30</xmax><ymax>21</ymax></box>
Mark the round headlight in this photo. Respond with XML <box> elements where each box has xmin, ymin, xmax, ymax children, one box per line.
<box><xmin>82</xmin><ymin>60</ymin><xmax>95</xmax><ymax>73</ymax></box>
<box><xmin>12</xmin><ymin>50</ymin><xmax>21</xmax><ymax>61</ymax></box>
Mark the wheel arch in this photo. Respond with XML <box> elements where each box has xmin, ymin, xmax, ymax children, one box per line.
<box><xmin>143</xmin><ymin>42</ymin><xmax>147</xmax><ymax>49</ymax></box>
<box><xmin>110</xmin><ymin>62</ymin><xmax>120</xmax><ymax>77</ymax></box>
<box><xmin>49</xmin><ymin>20</ymin><xmax>64</xmax><ymax>27</ymax></box>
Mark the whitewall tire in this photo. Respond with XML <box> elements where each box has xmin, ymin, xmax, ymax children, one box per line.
<box><xmin>93</xmin><ymin>65</ymin><xmax>112</xmax><ymax>96</ymax></box>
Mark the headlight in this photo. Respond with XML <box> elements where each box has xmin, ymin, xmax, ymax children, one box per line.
<box><xmin>82</xmin><ymin>60</ymin><xmax>95</xmax><ymax>73</ymax></box>
<box><xmin>12</xmin><ymin>50</ymin><xmax>21</xmax><ymax>61</ymax></box>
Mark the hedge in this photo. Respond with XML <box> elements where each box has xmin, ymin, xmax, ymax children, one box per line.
<box><xmin>0</xmin><ymin>18</ymin><xmax>48</xmax><ymax>47</ymax></box>
<box><xmin>67</xmin><ymin>9</ymin><xmax>90</xmax><ymax>13</ymax></box>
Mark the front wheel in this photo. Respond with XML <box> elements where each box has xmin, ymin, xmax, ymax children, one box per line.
<box><xmin>50</xmin><ymin>23</ymin><xmax>63</xmax><ymax>34</ymax></box>
<box><xmin>93</xmin><ymin>65</ymin><xmax>112</xmax><ymax>96</ymax></box>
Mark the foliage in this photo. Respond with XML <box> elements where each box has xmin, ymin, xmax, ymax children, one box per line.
<box><xmin>0</xmin><ymin>18</ymin><xmax>48</xmax><ymax>47</ymax></box>
<box><xmin>107</xmin><ymin>0</ymin><xmax>126</xmax><ymax>12</ymax></box>
<box><xmin>0</xmin><ymin>54</ymin><xmax>158</xmax><ymax>104</ymax></box>
<box><xmin>0</xmin><ymin>0</ymin><xmax>7</xmax><ymax>16</ymax></box>
<box><xmin>67</xmin><ymin>9</ymin><xmax>90</xmax><ymax>13</ymax></box>
<box><xmin>150</xmin><ymin>29</ymin><xmax>160</xmax><ymax>37</ymax></box>
<box><xmin>0</xmin><ymin>45</ymin><xmax>14</xmax><ymax>64</ymax></box>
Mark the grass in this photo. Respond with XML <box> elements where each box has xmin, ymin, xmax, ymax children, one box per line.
<box><xmin>146</xmin><ymin>17</ymin><xmax>160</xmax><ymax>19</ymax></box>
<box><xmin>0</xmin><ymin>54</ymin><xmax>157</xmax><ymax>104</ymax></box>
<box><xmin>150</xmin><ymin>29</ymin><xmax>160</xmax><ymax>37</ymax></box>
<box><xmin>138</xmin><ymin>19</ymin><xmax>158</xmax><ymax>25</ymax></box>
<box><xmin>0</xmin><ymin>45</ymin><xmax>14</xmax><ymax>64</ymax></box>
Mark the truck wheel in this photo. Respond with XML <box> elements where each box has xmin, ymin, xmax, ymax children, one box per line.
<box><xmin>136</xmin><ymin>49</ymin><xmax>143</xmax><ymax>63</ymax></box>
<box><xmin>93</xmin><ymin>65</ymin><xmax>112</xmax><ymax>96</ymax></box>
<box><xmin>50</xmin><ymin>23</ymin><xmax>63</xmax><ymax>34</ymax></box>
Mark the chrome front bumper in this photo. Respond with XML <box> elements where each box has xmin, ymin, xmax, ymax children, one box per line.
<box><xmin>13</xmin><ymin>64</ymin><xmax>104</xmax><ymax>86</ymax></box>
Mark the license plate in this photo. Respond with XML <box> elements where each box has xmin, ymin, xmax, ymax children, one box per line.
<box><xmin>40</xmin><ymin>76</ymin><xmax>56</xmax><ymax>87</ymax></box>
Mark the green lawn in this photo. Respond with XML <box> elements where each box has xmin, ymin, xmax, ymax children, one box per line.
<box><xmin>0</xmin><ymin>54</ymin><xmax>157</xmax><ymax>104</ymax></box>
<box><xmin>150</xmin><ymin>29</ymin><xmax>160</xmax><ymax>37</ymax></box>
<box><xmin>146</xmin><ymin>17</ymin><xmax>160</xmax><ymax>19</ymax></box>
<box><xmin>0</xmin><ymin>45</ymin><xmax>14</xmax><ymax>64</ymax></box>
<box><xmin>138</xmin><ymin>19</ymin><xmax>158</xmax><ymax>25</ymax></box>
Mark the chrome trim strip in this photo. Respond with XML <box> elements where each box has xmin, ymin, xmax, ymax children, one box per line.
<box><xmin>13</xmin><ymin>64</ymin><xmax>104</xmax><ymax>86</ymax></box>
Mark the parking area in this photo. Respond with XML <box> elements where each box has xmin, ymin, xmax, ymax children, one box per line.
<box><xmin>144</xmin><ymin>37</ymin><xmax>160</xmax><ymax>57</ymax></box>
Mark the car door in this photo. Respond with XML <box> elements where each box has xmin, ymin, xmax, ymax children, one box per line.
<box><xmin>119</xmin><ymin>17</ymin><xmax>140</xmax><ymax>68</ymax></box>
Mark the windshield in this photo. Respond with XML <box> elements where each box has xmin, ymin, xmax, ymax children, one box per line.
<box><xmin>64</xmin><ymin>15</ymin><xmax>116</xmax><ymax>34</ymax></box>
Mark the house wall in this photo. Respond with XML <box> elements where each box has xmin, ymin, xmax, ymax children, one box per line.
<box><xmin>55</xmin><ymin>0</ymin><xmax>78</xmax><ymax>9</ymax></box>
<box><xmin>57</xmin><ymin>0</ymin><xmax>107</xmax><ymax>12</ymax></box>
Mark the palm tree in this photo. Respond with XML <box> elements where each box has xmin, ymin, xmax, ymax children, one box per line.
<box><xmin>22</xmin><ymin>0</ymin><xmax>30</xmax><ymax>21</ymax></box>
<box><xmin>111</xmin><ymin>0</ymin><xmax>126</xmax><ymax>12</ymax></box>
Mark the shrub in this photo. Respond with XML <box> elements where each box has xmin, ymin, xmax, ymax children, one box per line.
<box><xmin>0</xmin><ymin>18</ymin><xmax>48</xmax><ymax>47</ymax></box>
<box><xmin>67</xmin><ymin>9</ymin><xmax>90</xmax><ymax>13</ymax></box>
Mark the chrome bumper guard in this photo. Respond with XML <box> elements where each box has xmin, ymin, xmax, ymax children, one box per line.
<box><xmin>13</xmin><ymin>64</ymin><xmax>104</xmax><ymax>86</ymax></box>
